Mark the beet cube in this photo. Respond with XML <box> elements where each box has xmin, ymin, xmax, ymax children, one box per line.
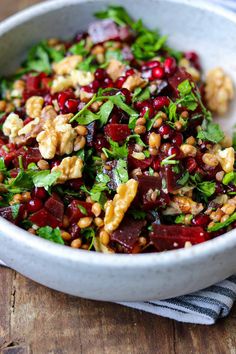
<box><xmin>29</xmin><ymin>208</ymin><xmax>62</xmax><ymax>228</ymax></box>
<box><xmin>66</xmin><ymin>200</ymin><xmax>93</xmax><ymax>223</ymax></box>
<box><xmin>104</xmin><ymin>124</ymin><xmax>131</xmax><ymax>142</ymax></box>
<box><xmin>45</xmin><ymin>196</ymin><xmax>64</xmax><ymax>222</ymax></box>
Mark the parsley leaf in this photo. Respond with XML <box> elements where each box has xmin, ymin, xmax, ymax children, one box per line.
<box><xmin>95</xmin><ymin>5</ymin><xmax>134</xmax><ymax>27</ymax></box>
<box><xmin>128</xmin><ymin>209</ymin><xmax>147</xmax><ymax>220</ymax></box>
<box><xmin>132</xmin><ymin>87</ymin><xmax>150</xmax><ymax>102</ymax></box>
<box><xmin>80</xmin><ymin>227</ymin><xmax>96</xmax><ymax>250</ymax></box>
<box><xmin>37</xmin><ymin>226</ymin><xmax>64</xmax><ymax>245</ymax></box>
<box><xmin>78</xmin><ymin>55</ymin><xmax>97</xmax><ymax>72</ymax></box>
<box><xmin>114</xmin><ymin>159</ymin><xmax>129</xmax><ymax>185</ymax></box>
<box><xmin>197</xmin><ymin>122</ymin><xmax>224</xmax><ymax>143</ymax></box>
<box><xmin>32</xmin><ymin>170</ymin><xmax>61</xmax><ymax>190</ymax></box>
<box><xmin>102</xmin><ymin>139</ymin><xmax>128</xmax><ymax>159</ymax></box>
<box><xmin>69</xmin><ymin>40</ymin><xmax>88</xmax><ymax>56</ymax></box>
<box><xmin>161</xmin><ymin>154</ymin><xmax>179</xmax><ymax>166</ymax></box>
<box><xmin>196</xmin><ymin>181</ymin><xmax>216</xmax><ymax>197</ymax></box>
<box><xmin>11</xmin><ymin>204</ymin><xmax>20</xmax><ymax>220</ymax></box>
<box><xmin>77</xmin><ymin>204</ymin><xmax>88</xmax><ymax>215</ymax></box>
<box><xmin>177</xmin><ymin>172</ymin><xmax>190</xmax><ymax>186</ymax></box>
<box><xmin>0</xmin><ymin>158</ymin><xmax>7</xmax><ymax>173</ymax></box>
<box><xmin>208</xmin><ymin>212</ymin><xmax>236</xmax><ymax>232</ymax></box>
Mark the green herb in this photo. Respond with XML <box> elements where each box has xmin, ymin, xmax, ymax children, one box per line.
<box><xmin>102</xmin><ymin>139</ymin><xmax>128</xmax><ymax>159</ymax></box>
<box><xmin>114</xmin><ymin>159</ymin><xmax>129</xmax><ymax>185</ymax></box>
<box><xmin>78</xmin><ymin>55</ymin><xmax>97</xmax><ymax>72</ymax></box>
<box><xmin>126</xmin><ymin>134</ymin><xmax>146</xmax><ymax>147</ymax></box>
<box><xmin>7</xmin><ymin>171</ymin><xmax>34</xmax><ymax>192</ymax></box>
<box><xmin>96</xmin><ymin>172</ymin><xmax>110</xmax><ymax>184</ymax></box>
<box><xmin>233</xmin><ymin>125</ymin><xmax>236</xmax><ymax>150</ymax></box>
<box><xmin>81</xmin><ymin>183</ymin><xmax>108</xmax><ymax>206</ymax></box>
<box><xmin>175</xmin><ymin>214</ymin><xmax>185</xmax><ymax>224</ymax></box>
<box><xmin>69</xmin><ymin>40</ymin><xmax>88</xmax><ymax>56</ymax></box>
<box><xmin>197</xmin><ymin>122</ymin><xmax>224</xmax><ymax>143</ymax></box>
<box><xmin>95</xmin><ymin>5</ymin><xmax>134</xmax><ymax>27</ymax></box>
<box><xmin>105</xmin><ymin>49</ymin><xmax>124</xmax><ymax>62</ymax></box>
<box><xmin>128</xmin><ymin>209</ymin><xmax>147</xmax><ymax>220</ymax></box>
<box><xmin>208</xmin><ymin>212</ymin><xmax>236</xmax><ymax>232</ymax></box>
<box><xmin>149</xmin><ymin>167</ymin><xmax>154</xmax><ymax>176</ymax></box>
<box><xmin>196</xmin><ymin>181</ymin><xmax>216</xmax><ymax>197</ymax></box>
<box><xmin>177</xmin><ymin>172</ymin><xmax>190</xmax><ymax>186</ymax></box>
<box><xmin>18</xmin><ymin>156</ymin><xmax>24</xmax><ymax>170</ymax></box>
<box><xmin>11</xmin><ymin>204</ymin><xmax>20</xmax><ymax>220</ymax></box>
<box><xmin>98</xmin><ymin>100</ymin><xmax>114</xmax><ymax>126</ymax></box>
<box><xmin>37</xmin><ymin>226</ymin><xmax>64</xmax><ymax>245</ymax></box>
<box><xmin>161</xmin><ymin>154</ymin><xmax>179</xmax><ymax>166</ymax></box>
<box><xmin>146</xmin><ymin>112</ymin><xmax>163</xmax><ymax>131</ymax></box>
<box><xmin>0</xmin><ymin>158</ymin><xmax>7</xmax><ymax>173</ymax></box>
<box><xmin>27</xmin><ymin>162</ymin><xmax>38</xmax><ymax>170</ymax></box>
<box><xmin>77</xmin><ymin>204</ymin><xmax>88</xmax><ymax>215</ymax></box>
<box><xmin>132</xmin><ymin>87</ymin><xmax>150</xmax><ymax>102</ymax></box>
<box><xmin>32</xmin><ymin>170</ymin><xmax>61</xmax><ymax>190</ymax></box>
<box><xmin>80</xmin><ymin>227</ymin><xmax>96</xmax><ymax>250</ymax></box>
<box><xmin>76</xmin><ymin>149</ymin><xmax>85</xmax><ymax>160</ymax></box>
<box><xmin>222</xmin><ymin>172</ymin><xmax>236</xmax><ymax>185</ymax></box>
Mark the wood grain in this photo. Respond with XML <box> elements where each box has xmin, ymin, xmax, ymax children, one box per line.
<box><xmin>0</xmin><ymin>1</ymin><xmax>236</xmax><ymax>353</ymax></box>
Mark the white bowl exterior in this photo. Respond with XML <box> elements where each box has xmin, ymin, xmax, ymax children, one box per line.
<box><xmin>0</xmin><ymin>0</ymin><xmax>236</xmax><ymax>301</ymax></box>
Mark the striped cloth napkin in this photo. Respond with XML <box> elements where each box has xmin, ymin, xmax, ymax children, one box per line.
<box><xmin>1</xmin><ymin>0</ymin><xmax>236</xmax><ymax>325</ymax></box>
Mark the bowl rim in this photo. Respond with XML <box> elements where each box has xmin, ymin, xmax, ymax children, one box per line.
<box><xmin>1</xmin><ymin>0</ymin><xmax>236</xmax><ymax>268</ymax></box>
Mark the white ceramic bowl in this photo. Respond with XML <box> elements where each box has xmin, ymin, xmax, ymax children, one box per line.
<box><xmin>0</xmin><ymin>0</ymin><xmax>236</xmax><ymax>301</ymax></box>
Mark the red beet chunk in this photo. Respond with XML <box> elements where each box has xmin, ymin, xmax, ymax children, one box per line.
<box><xmin>0</xmin><ymin>204</ymin><xmax>24</xmax><ymax>224</ymax></box>
<box><xmin>29</xmin><ymin>208</ymin><xmax>61</xmax><ymax>228</ymax></box>
<box><xmin>136</xmin><ymin>175</ymin><xmax>170</xmax><ymax>210</ymax></box>
<box><xmin>66</xmin><ymin>200</ymin><xmax>93</xmax><ymax>223</ymax></box>
<box><xmin>111</xmin><ymin>216</ymin><xmax>146</xmax><ymax>252</ymax></box>
<box><xmin>128</xmin><ymin>154</ymin><xmax>153</xmax><ymax>171</ymax></box>
<box><xmin>150</xmin><ymin>224</ymin><xmax>209</xmax><ymax>251</ymax></box>
<box><xmin>161</xmin><ymin>164</ymin><xmax>183</xmax><ymax>193</ymax></box>
<box><xmin>26</xmin><ymin>75</ymin><xmax>40</xmax><ymax>91</ymax></box>
<box><xmin>0</xmin><ymin>143</ymin><xmax>17</xmax><ymax>165</ymax></box>
<box><xmin>45</xmin><ymin>196</ymin><xmax>64</xmax><ymax>222</ymax></box>
<box><xmin>105</xmin><ymin>124</ymin><xmax>131</xmax><ymax>142</ymax></box>
<box><xmin>88</xmin><ymin>19</ymin><xmax>119</xmax><ymax>44</ymax></box>
<box><xmin>23</xmin><ymin>89</ymin><xmax>48</xmax><ymax>102</ymax></box>
<box><xmin>13</xmin><ymin>147</ymin><xmax>42</xmax><ymax>168</ymax></box>
<box><xmin>168</xmin><ymin>68</ymin><xmax>193</xmax><ymax>97</ymax></box>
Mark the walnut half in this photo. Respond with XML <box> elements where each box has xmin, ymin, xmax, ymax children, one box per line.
<box><xmin>52</xmin><ymin>156</ymin><xmax>83</xmax><ymax>184</ymax></box>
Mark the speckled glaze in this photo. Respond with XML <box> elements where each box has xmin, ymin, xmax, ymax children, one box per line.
<box><xmin>0</xmin><ymin>0</ymin><xmax>236</xmax><ymax>301</ymax></box>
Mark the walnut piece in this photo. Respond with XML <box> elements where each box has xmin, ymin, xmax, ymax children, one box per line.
<box><xmin>179</xmin><ymin>58</ymin><xmax>200</xmax><ymax>82</ymax></box>
<box><xmin>71</xmin><ymin>70</ymin><xmax>94</xmax><ymax>87</ymax></box>
<box><xmin>18</xmin><ymin>117</ymin><xmax>40</xmax><ymax>136</ymax></box>
<box><xmin>52</xmin><ymin>55</ymin><xmax>82</xmax><ymax>75</ymax></box>
<box><xmin>217</xmin><ymin>147</ymin><xmax>235</xmax><ymax>173</ymax></box>
<box><xmin>104</xmin><ymin>179</ymin><xmax>138</xmax><ymax>233</ymax></box>
<box><xmin>26</xmin><ymin>96</ymin><xmax>44</xmax><ymax>119</ymax></box>
<box><xmin>122</xmin><ymin>73</ymin><xmax>147</xmax><ymax>92</ymax></box>
<box><xmin>51</xmin><ymin>76</ymin><xmax>73</xmax><ymax>94</ymax></box>
<box><xmin>107</xmin><ymin>59</ymin><xmax>126</xmax><ymax>81</ymax></box>
<box><xmin>36</xmin><ymin>114</ymin><xmax>76</xmax><ymax>159</ymax></box>
<box><xmin>52</xmin><ymin>156</ymin><xmax>83</xmax><ymax>183</ymax></box>
<box><xmin>2</xmin><ymin>113</ymin><xmax>23</xmax><ymax>141</ymax></box>
<box><xmin>205</xmin><ymin>67</ymin><xmax>234</xmax><ymax>115</ymax></box>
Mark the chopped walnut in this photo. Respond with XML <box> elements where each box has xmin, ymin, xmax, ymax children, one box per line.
<box><xmin>11</xmin><ymin>79</ymin><xmax>25</xmax><ymax>98</ymax></box>
<box><xmin>164</xmin><ymin>196</ymin><xmax>203</xmax><ymax>215</ymax></box>
<box><xmin>52</xmin><ymin>55</ymin><xmax>82</xmax><ymax>75</ymax></box>
<box><xmin>18</xmin><ymin>118</ymin><xmax>40</xmax><ymax>136</ymax></box>
<box><xmin>107</xmin><ymin>59</ymin><xmax>126</xmax><ymax>81</ymax></box>
<box><xmin>41</xmin><ymin>105</ymin><xmax>57</xmax><ymax>121</ymax></box>
<box><xmin>51</xmin><ymin>76</ymin><xmax>73</xmax><ymax>94</ymax></box>
<box><xmin>80</xmin><ymin>90</ymin><xmax>94</xmax><ymax>103</ymax></box>
<box><xmin>52</xmin><ymin>156</ymin><xmax>83</xmax><ymax>183</ymax></box>
<box><xmin>104</xmin><ymin>179</ymin><xmax>138</xmax><ymax>233</ymax></box>
<box><xmin>205</xmin><ymin>67</ymin><xmax>234</xmax><ymax>115</ymax></box>
<box><xmin>36</xmin><ymin>114</ymin><xmax>76</xmax><ymax>159</ymax></box>
<box><xmin>217</xmin><ymin>147</ymin><xmax>235</xmax><ymax>173</ymax></box>
<box><xmin>2</xmin><ymin>113</ymin><xmax>23</xmax><ymax>141</ymax></box>
<box><xmin>26</xmin><ymin>96</ymin><xmax>44</xmax><ymax>119</ymax></box>
<box><xmin>122</xmin><ymin>73</ymin><xmax>147</xmax><ymax>92</ymax></box>
<box><xmin>71</xmin><ymin>70</ymin><xmax>94</xmax><ymax>87</ymax></box>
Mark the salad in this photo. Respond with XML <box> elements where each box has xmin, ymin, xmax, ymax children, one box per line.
<box><xmin>0</xmin><ymin>6</ymin><xmax>235</xmax><ymax>254</ymax></box>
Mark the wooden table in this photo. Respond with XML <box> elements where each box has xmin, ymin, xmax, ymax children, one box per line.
<box><xmin>1</xmin><ymin>1</ymin><xmax>236</xmax><ymax>353</ymax></box>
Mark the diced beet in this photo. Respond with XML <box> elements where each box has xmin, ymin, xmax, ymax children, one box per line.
<box><xmin>66</xmin><ymin>200</ymin><xmax>93</xmax><ymax>223</ymax></box>
<box><xmin>66</xmin><ymin>178</ymin><xmax>83</xmax><ymax>191</ymax></box>
<box><xmin>168</xmin><ymin>68</ymin><xmax>193</xmax><ymax>97</ymax></box>
<box><xmin>136</xmin><ymin>175</ymin><xmax>170</xmax><ymax>210</ymax></box>
<box><xmin>86</xmin><ymin>121</ymin><xmax>97</xmax><ymax>147</ymax></box>
<box><xmin>105</xmin><ymin>124</ymin><xmax>131</xmax><ymax>142</ymax></box>
<box><xmin>13</xmin><ymin>147</ymin><xmax>42</xmax><ymax>169</ymax></box>
<box><xmin>26</xmin><ymin>75</ymin><xmax>40</xmax><ymax>91</ymax></box>
<box><xmin>23</xmin><ymin>89</ymin><xmax>48</xmax><ymax>101</ymax></box>
<box><xmin>111</xmin><ymin>216</ymin><xmax>146</xmax><ymax>252</ymax></box>
<box><xmin>68</xmin><ymin>223</ymin><xmax>81</xmax><ymax>240</ymax></box>
<box><xmin>150</xmin><ymin>224</ymin><xmax>209</xmax><ymax>251</ymax></box>
<box><xmin>29</xmin><ymin>208</ymin><xmax>61</xmax><ymax>228</ymax></box>
<box><xmin>45</xmin><ymin>196</ymin><xmax>64</xmax><ymax>222</ymax></box>
<box><xmin>128</xmin><ymin>154</ymin><xmax>153</xmax><ymax>171</ymax></box>
<box><xmin>160</xmin><ymin>164</ymin><xmax>183</xmax><ymax>193</ymax></box>
<box><xmin>0</xmin><ymin>143</ymin><xmax>17</xmax><ymax>165</ymax></box>
<box><xmin>88</xmin><ymin>19</ymin><xmax>119</xmax><ymax>44</ymax></box>
<box><xmin>93</xmin><ymin>135</ymin><xmax>109</xmax><ymax>152</ymax></box>
<box><xmin>0</xmin><ymin>204</ymin><xmax>24</xmax><ymax>224</ymax></box>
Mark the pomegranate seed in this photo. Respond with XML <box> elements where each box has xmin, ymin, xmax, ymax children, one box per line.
<box><xmin>172</xmin><ymin>132</ymin><xmax>183</xmax><ymax>146</ymax></box>
<box><xmin>153</xmin><ymin>96</ymin><xmax>170</xmax><ymax>110</ymax></box>
<box><xmin>186</xmin><ymin>157</ymin><xmax>197</xmax><ymax>173</ymax></box>
<box><xmin>58</xmin><ymin>90</ymin><xmax>75</xmax><ymax>110</ymax></box>
<box><xmin>120</xmin><ymin>88</ymin><xmax>132</xmax><ymax>104</ymax></box>
<box><xmin>159</xmin><ymin>124</ymin><xmax>173</xmax><ymax>139</ymax></box>
<box><xmin>184</xmin><ymin>51</ymin><xmax>201</xmax><ymax>70</ymax></box>
<box><xmin>192</xmin><ymin>214</ymin><xmax>210</xmax><ymax>228</ymax></box>
<box><xmin>142</xmin><ymin>60</ymin><xmax>160</xmax><ymax>70</ymax></box>
<box><xmin>32</xmin><ymin>187</ymin><xmax>48</xmax><ymax>200</ymax></box>
<box><xmin>115</xmin><ymin>76</ymin><xmax>126</xmax><ymax>89</ymax></box>
<box><xmin>168</xmin><ymin>146</ymin><xmax>181</xmax><ymax>158</ymax></box>
<box><xmin>103</xmin><ymin>77</ymin><xmax>113</xmax><ymax>88</ymax></box>
<box><xmin>164</xmin><ymin>57</ymin><xmax>177</xmax><ymax>76</ymax></box>
<box><xmin>140</xmin><ymin>102</ymin><xmax>154</xmax><ymax>118</ymax></box>
<box><xmin>152</xmin><ymin>158</ymin><xmax>160</xmax><ymax>171</ymax></box>
<box><xmin>125</xmin><ymin>68</ymin><xmax>135</xmax><ymax>77</ymax></box>
<box><xmin>93</xmin><ymin>136</ymin><xmax>109</xmax><ymax>152</ymax></box>
<box><xmin>95</xmin><ymin>68</ymin><xmax>106</xmax><ymax>81</ymax></box>
<box><xmin>152</xmin><ymin>66</ymin><xmax>165</xmax><ymax>79</ymax></box>
<box><xmin>65</xmin><ymin>99</ymin><xmax>79</xmax><ymax>113</ymax></box>
<box><xmin>27</xmin><ymin>198</ymin><xmax>43</xmax><ymax>213</ymax></box>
